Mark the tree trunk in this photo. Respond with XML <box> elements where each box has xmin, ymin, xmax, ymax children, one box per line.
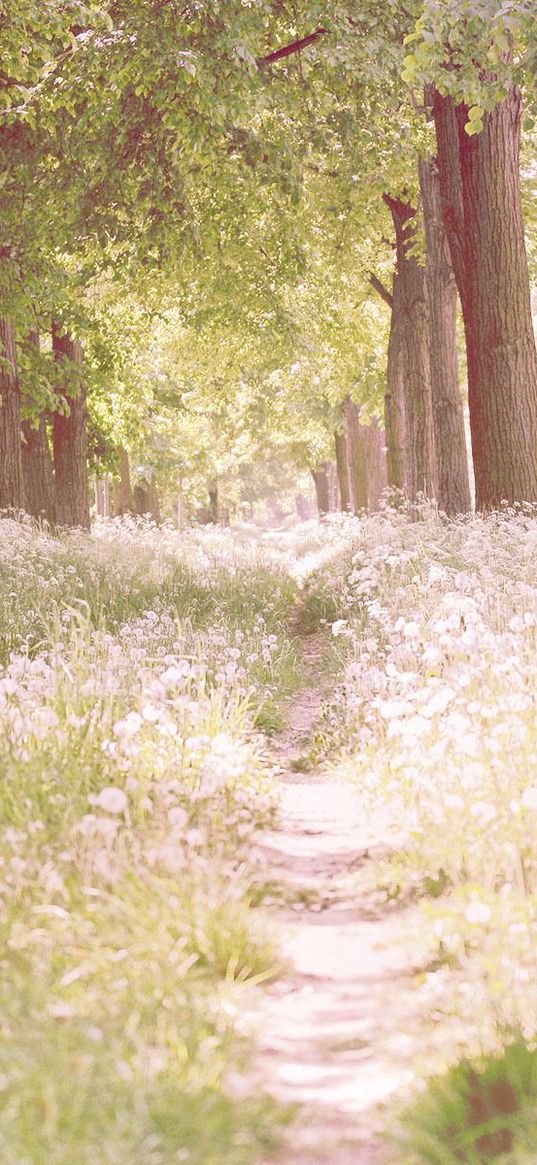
<box><xmin>21</xmin><ymin>416</ymin><xmax>55</xmax><ymax>522</ymax></box>
<box><xmin>112</xmin><ymin>446</ymin><xmax>134</xmax><ymax>514</ymax></box>
<box><xmin>94</xmin><ymin>476</ymin><xmax>104</xmax><ymax>516</ymax></box>
<box><xmin>419</xmin><ymin>156</ymin><xmax>471</xmax><ymax>515</ymax></box>
<box><xmin>366</xmin><ymin>419</ymin><xmax>388</xmax><ymax>512</ymax></box>
<box><xmin>52</xmin><ymin>328</ymin><xmax>90</xmax><ymax>529</ymax></box>
<box><xmin>0</xmin><ymin>318</ymin><xmax>24</xmax><ymax>511</ymax></box>
<box><xmin>134</xmin><ymin>482</ymin><xmax>147</xmax><ymax>515</ymax></box>
<box><xmin>384</xmin><ymin>195</ymin><xmax>437</xmax><ymax>502</ymax></box>
<box><xmin>21</xmin><ymin>330</ymin><xmax>55</xmax><ymax>523</ymax></box>
<box><xmin>334</xmin><ymin>428</ymin><xmax>352</xmax><ymax>511</ymax></box>
<box><xmin>296</xmin><ymin>494</ymin><xmax>311</xmax><ymax>521</ymax></box>
<box><xmin>208</xmin><ymin>479</ymin><xmax>218</xmax><ymax>524</ymax></box>
<box><xmin>433</xmin><ymin>87</ymin><xmax>537</xmax><ymax>508</ymax></box>
<box><xmin>384</xmin><ymin>270</ymin><xmax>408</xmax><ymax>493</ymax></box>
<box><xmin>327</xmin><ymin>460</ymin><xmax>338</xmax><ymax>511</ymax></box>
<box><xmin>345</xmin><ymin>399</ymin><xmax>368</xmax><ymax>512</ymax></box>
<box><xmin>311</xmin><ymin>463</ymin><xmax>331</xmax><ymax>517</ymax></box>
<box><xmin>103</xmin><ymin>473</ymin><xmax>110</xmax><ymax>517</ymax></box>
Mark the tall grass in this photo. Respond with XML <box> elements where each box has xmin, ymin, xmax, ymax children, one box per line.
<box><xmin>0</xmin><ymin>515</ymin><xmax>297</xmax><ymax>1164</ymax></box>
<box><xmin>300</xmin><ymin>505</ymin><xmax>537</xmax><ymax>1159</ymax></box>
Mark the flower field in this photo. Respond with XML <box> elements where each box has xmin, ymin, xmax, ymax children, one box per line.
<box><xmin>0</xmin><ymin>516</ymin><xmax>300</xmax><ymax>1165</ymax></box>
<box><xmin>301</xmin><ymin>505</ymin><xmax>537</xmax><ymax>1159</ymax></box>
<box><xmin>4</xmin><ymin>509</ymin><xmax>537</xmax><ymax>1163</ymax></box>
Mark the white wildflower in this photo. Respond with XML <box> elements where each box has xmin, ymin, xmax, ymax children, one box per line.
<box><xmin>465</xmin><ymin>902</ymin><xmax>492</xmax><ymax>924</ymax></box>
<box><xmin>522</xmin><ymin>787</ymin><xmax>537</xmax><ymax>811</ymax></box>
<box><xmin>91</xmin><ymin>787</ymin><xmax>128</xmax><ymax>815</ymax></box>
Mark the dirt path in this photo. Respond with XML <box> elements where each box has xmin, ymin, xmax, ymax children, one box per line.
<box><xmin>253</xmin><ymin>633</ymin><xmax>418</xmax><ymax>1165</ymax></box>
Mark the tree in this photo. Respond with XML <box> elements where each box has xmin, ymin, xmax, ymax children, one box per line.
<box><xmin>334</xmin><ymin>427</ymin><xmax>352</xmax><ymax>512</ymax></box>
<box><xmin>419</xmin><ymin>153</ymin><xmax>471</xmax><ymax>515</ymax></box>
<box><xmin>405</xmin><ymin>0</ymin><xmax>537</xmax><ymax>506</ymax></box>
<box><xmin>432</xmin><ymin>87</ymin><xmax>537</xmax><ymax>508</ymax></box>
<box><xmin>0</xmin><ymin>319</ymin><xmax>24</xmax><ymax>511</ymax></box>
<box><xmin>384</xmin><ymin>194</ymin><xmax>436</xmax><ymax>501</ymax></box>
<box><xmin>52</xmin><ymin>330</ymin><xmax>90</xmax><ymax>529</ymax></box>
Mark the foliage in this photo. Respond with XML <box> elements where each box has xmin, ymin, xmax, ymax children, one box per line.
<box><xmin>396</xmin><ymin>1039</ymin><xmax>537</xmax><ymax>1165</ymax></box>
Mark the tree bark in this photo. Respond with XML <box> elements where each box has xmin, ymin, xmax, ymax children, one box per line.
<box><xmin>327</xmin><ymin>459</ymin><xmax>338</xmax><ymax>510</ymax></box>
<box><xmin>21</xmin><ymin>416</ymin><xmax>55</xmax><ymax>522</ymax></box>
<box><xmin>384</xmin><ymin>194</ymin><xmax>437</xmax><ymax>502</ymax></box>
<box><xmin>419</xmin><ymin>156</ymin><xmax>471</xmax><ymax>515</ymax></box>
<box><xmin>311</xmin><ymin>463</ymin><xmax>331</xmax><ymax>517</ymax></box>
<box><xmin>94</xmin><ymin>476</ymin><xmax>104</xmax><ymax>516</ymax></box>
<box><xmin>208</xmin><ymin>479</ymin><xmax>218</xmax><ymax>524</ymax></box>
<box><xmin>20</xmin><ymin>331</ymin><xmax>55</xmax><ymax>523</ymax></box>
<box><xmin>345</xmin><ymin>399</ymin><xmax>369</xmax><ymax>511</ymax></box>
<box><xmin>366</xmin><ymin>418</ymin><xmax>388</xmax><ymax>512</ymax></box>
<box><xmin>433</xmin><ymin>87</ymin><xmax>537</xmax><ymax>508</ymax></box>
<box><xmin>112</xmin><ymin>446</ymin><xmax>134</xmax><ymax>514</ymax></box>
<box><xmin>103</xmin><ymin>472</ymin><xmax>110</xmax><ymax>517</ymax></box>
<box><xmin>334</xmin><ymin>428</ymin><xmax>352</xmax><ymax>511</ymax></box>
<box><xmin>52</xmin><ymin>328</ymin><xmax>90</xmax><ymax>529</ymax></box>
<box><xmin>384</xmin><ymin>270</ymin><xmax>408</xmax><ymax>493</ymax></box>
<box><xmin>0</xmin><ymin>317</ymin><xmax>24</xmax><ymax>511</ymax></box>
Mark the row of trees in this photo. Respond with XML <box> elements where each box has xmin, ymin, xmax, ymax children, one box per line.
<box><xmin>1</xmin><ymin>2</ymin><xmax>536</xmax><ymax>525</ymax></box>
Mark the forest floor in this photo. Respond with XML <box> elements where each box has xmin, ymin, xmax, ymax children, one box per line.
<box><xmin>252</xmin><ymin>618</ymin><xmax>420</xmax><ymax>1165</ymax></box>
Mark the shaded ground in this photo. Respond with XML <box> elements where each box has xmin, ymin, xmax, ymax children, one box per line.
<box><xmin>252</xmin><ymin>631</ymin><xmax>419</xmax><ymax>1165</ymax></box>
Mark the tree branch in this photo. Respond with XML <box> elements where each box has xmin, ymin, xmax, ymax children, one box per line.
<box><xmin>369</xmin><ymin>272</ymin><xmax>393</xmax><ymax>309</ymax></box>
<box><xmin>382</xmin><ymin>191</ymin><xmax>416</xmax><ymax>220</ymax></box>
<box><xmin>257</xmin><ymin>28</ymin><xmax>328</xmax><ymax>67</ymax></box>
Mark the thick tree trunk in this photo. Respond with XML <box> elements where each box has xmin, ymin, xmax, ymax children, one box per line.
<box><xmin>52</xmin><ymin>329</ymin><xmax>90</xmax><ymax>529</ymax></box>
<box><xmin>0</xmin><ymin>318</ymin><xmax>24</xmax><ymax>510</ymax></box>
<box><xmin>384</xmin><ymin>195</ymin><xmax>437</xmax><ymax>502</ymax></box>
<box><xmin>419</xmin><ymin>156</ymin><xmax>471</xmax><ymax>515</ymax></box>
<box><xmin>20</xmin><ymin>331</ymin><xmax>55</xmax><ymax>523</ymax></box>
<box><xmin>21</xmin><ymin>416</ymin><xmax>55</xmax><ymax>522</ymax></box>
<box><xmin>334</xmin><ymin>429</ymin><xmax>352</xmax><ymax>511</ymax></box>
<box><xmin>112</xmin><ymin>446</ymin><xmax>134</xmax><ymax>514</ymax></box>
<box><xmin>384</xmin><ymin>270</ymin><xmax>408</xmax><ymax>493</ymax></box>
<box><xmin>311</xmin><ymin>463</ymin><xmax>331</xmax><ymax>517</ymax></box>
<box><xmin>366</xmin><ymin>418</ymin><xmax>388</xmax><ymax>512</ymax></box>
<box><xmin>433</xmin><ymin>87</ymin><xmax>537</xmax><ymax>508</ymax></box>
<box><xmin>345</xmin><ymin>399</ymin><xmax>368</xmax><ymax>512</ymax></box>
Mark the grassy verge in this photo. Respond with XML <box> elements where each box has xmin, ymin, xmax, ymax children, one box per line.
<box><xmin>291</xmin><ymin>506</ymin><xmax>537</xmax><ymax>1163</ymax></box>
<box><xmin>0</xmin><ymin>516</ymin><xmax>299</xmax><ymax>1164</ymax></box>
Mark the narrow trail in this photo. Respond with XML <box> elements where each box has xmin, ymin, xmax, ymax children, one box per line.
<box><xmin>253</xmin><ymin>626</ymin><xmax>418</xmax><ymax>1165</ymax></box>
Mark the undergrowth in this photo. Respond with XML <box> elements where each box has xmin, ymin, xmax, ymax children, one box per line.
<box><xmin>0</xmin><ymin>515</ymin><xmax>298</xmax><ymax>1164</ymax></box>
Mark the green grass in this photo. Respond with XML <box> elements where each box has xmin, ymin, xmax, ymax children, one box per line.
<box><xmin>396</xmin><ymin>1040</ymin><xmax>537</xmax><ymax>1165</ymax></box>
<box><xmin>0</xmin><ymin>517</ymin><xmax>301</xmax><ymax>1165</ymax></box>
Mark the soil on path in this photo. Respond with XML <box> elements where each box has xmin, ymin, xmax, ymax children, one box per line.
<box><xmin>253</xmin><ymin>630</ymin><xmax>418</xmax><ymax>1165</ymax></box>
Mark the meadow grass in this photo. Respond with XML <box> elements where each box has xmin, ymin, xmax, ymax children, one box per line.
<box><xmin>0</xmin><ymin>515</ymin><xmax>297</xmax><ymax>1164</ymax></box>
<box><xmin>298</xmin><ymin>505</ymin><xmax>537</xmax><ymax>1162</ymax></box>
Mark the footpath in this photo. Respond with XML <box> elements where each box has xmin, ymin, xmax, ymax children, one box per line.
<box><xmin>253</xmin><ymin>631</ymin><xmax>418</xmax><ymax>1165</ymax></box>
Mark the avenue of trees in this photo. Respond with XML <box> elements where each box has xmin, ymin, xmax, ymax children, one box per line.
<box><xmin>1</xmin><ymin>0</ymin><xmax>537</xmax><ymax>525</ymax></box>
